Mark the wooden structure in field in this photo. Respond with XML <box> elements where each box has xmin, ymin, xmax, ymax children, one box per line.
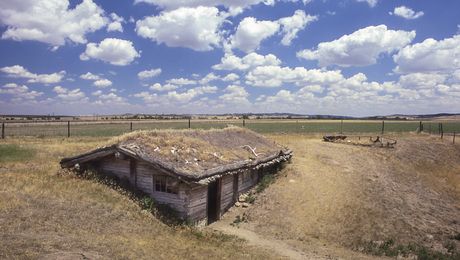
<box><xmin>60</xmin><ymin>127</ymin><xmax>291</xmax><ymax>225</ymax></box>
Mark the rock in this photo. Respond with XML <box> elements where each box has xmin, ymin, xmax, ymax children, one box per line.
<box><xmin>373</xmin><ymin>240</ymin><xmax>384</xmax><ymax>247</ymax></box>
<box><xmin>239</xmin><ymin>194</ymin><xmax>248</xmax><ymax>202</ymax></box>
<box><xmin>426</xmin><ymin>234</ymin><xmax>434</xmax><ymax>240</ymax></box>
<box><xmin>235</xmin><ymin>202</ymin><xmax>241</xmax><ymax>207</ymax></box>
<box><xmin>241</xmin><ymin>202</ymin><xmax>250</xmax><ymax>208</ymax></box>
<box><xmin>397</xmin><ymin>254</ymin><xmax>417</xmax><ymax>260</ymax></box>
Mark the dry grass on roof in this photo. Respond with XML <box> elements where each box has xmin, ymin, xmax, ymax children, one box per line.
<box><xmin>107</xmin><ymin>127</ymin><xmax>286</xmax><ymax>174</ymax></box>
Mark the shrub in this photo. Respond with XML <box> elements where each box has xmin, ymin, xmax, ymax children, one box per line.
<box><xmin>256</xmin><ymin>174</ymin><xmax>275</xmax><ymax>193</ymax></box>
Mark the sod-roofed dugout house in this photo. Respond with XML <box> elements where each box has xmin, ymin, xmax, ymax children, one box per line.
<box><xmin>60</xmin><ymin>127</ymin><xmax>292</xmax><ymax>225</ymax></box>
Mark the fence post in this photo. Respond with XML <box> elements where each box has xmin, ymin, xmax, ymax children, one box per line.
<box><xmin>1</xmin><ymin>122</ymin><xmax>4</xmax><ymax>139</ymax></box>
<box><xmin>453</xmin><ymin>132</ymin><xmax>456</xmax><ymax>144</ymax></box>
<box><xmin>130</xmin><ymin>122</ymin><xmax>133</xmax><ymax>131</ymax></box>
<box><xmin>381</xmin><ymin>120</ymin><xmax>385</xmax><ymax>135</ymax></box>
<box><xmin>440</xmin><ymin>123</ymin><xmax>443</xmax><ymax>139</ymax></box>
<box><xmin>188</xmin><ymin>117</ymin><xmax>191</xmax><ymax>129</ymax></box>
<box><xmin>67</xmin><ymin>121</ymin><xmax>70</xmax><ymax>138</ymax></box>
<box><xmin>340</xmin><ymin>119</ymin><xmax>343</xmax><ymax>134</ymax></box>
<box><xmin>243</xmin><ymin>119</ymin><xmax>245</xmax><ymax>127</ymax></box>
<box><xmin>429</xmin><ymin>123</ymin><xmax>431</xmax><ymax>134</ymax></box>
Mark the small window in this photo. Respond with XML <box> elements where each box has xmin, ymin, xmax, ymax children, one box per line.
<box><xmin>153</xmin><ymin>175</ymin><xmax>178</xmax><ymax>194</ymax></box>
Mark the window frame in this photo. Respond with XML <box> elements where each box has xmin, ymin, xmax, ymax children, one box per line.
<box><xmin>153</xmin><ymin>175</ymin><xmax>178</xmax><ymax>194</ymax></box>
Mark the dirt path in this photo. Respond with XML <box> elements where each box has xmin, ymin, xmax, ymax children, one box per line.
<box><xmin>211</xmin><ymin>222</ymin><xmax>310</xmax><ymax>259</ymax></box>
<box><xmin>209</xmin><ymin>211</ymin><xmax>383</xmax><ymax>260</ymax></box>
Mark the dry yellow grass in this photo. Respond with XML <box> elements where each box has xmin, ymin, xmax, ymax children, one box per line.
<box><xmin>0</xmin><ymin>137</ymin><xmax>275</xmax><ymax>259</ymax></box>
<box><xmin>2</xmin><ymin>133</ymin><xmax>459</xmax><ymax>259</ymax></box>
<box><xmin>240</xmin><ymin>133</ymin><xmax>460</xmax><ymax>256</ymax></box>
<box><xmin>103</xmin><ymin>127</ymin><xmax>284</xmax><ymax>175</ymax></box>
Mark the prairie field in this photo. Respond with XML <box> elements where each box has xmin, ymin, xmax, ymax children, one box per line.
<box><xmin>1</xmin><ymin>131</ymin><xmax>459</xmax><ymax>259</ymax></box>
<box><xmin>2</xmin><ymin>119</ymin><xmax>460</xmax><ymax>137</ymax></box>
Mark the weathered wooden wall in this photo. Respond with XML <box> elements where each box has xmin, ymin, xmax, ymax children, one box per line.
<box><xmin>185</xmin><ymin>185</ymin><xmax>208</xmax><ymax>223</ymax></box>
<box><xmin>220</xmin><ymin>174</ymin><xmax>235</xmax><ymax>213</ymax></box>
<box><xmin>136</xmin><ymin>161</ymin><xmax>153</xmax><ymax>195</ymax></box>
<box><xmin>238</xmin><ymin>169</ymin><xmax>259</xmax><ymax>194</ymax></box>
<box><xmin>98</xmin><ymin>155</ymin><xmax>131</xmax><ymax>182</ymax></box>
<box><xmin>95</xmin><ymin>154</ymin><xmax>281</xmax><ymax>225</ymax></box>
<box><xmin>97</xmin><ymin>156</ymin><xmax>188</xmax><ymax>217</ymax></box>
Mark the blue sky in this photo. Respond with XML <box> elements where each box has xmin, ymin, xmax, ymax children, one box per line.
<box><xmin>0</xmin><ymin>0</ymin><xmax>459</xmax><ymax>116</ymax></box>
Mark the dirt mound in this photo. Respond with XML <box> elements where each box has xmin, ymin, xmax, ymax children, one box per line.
<box><xmin>242</xmin><ymin>134</ymin><xmax>460</xmax><ymax>256</ymax></box>
<box><xmin>105</xmin><ymin>127</ymin><xmax>287</xmax><ymax>175</ymax></box>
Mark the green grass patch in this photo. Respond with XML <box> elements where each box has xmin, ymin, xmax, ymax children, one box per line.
<box><xmin>362</xmin><ymin>239</ymin><xmax>460</xmax><ymax>259</ymax></box>
<box><xmin>0</xmin><ymin>144</ymin><xmax>35</xmax><ymax>162</ymax></box>
<box><xmin>256</xmin><ymin>174</ymin><xmax>276</xmax><ymax>193</ymax></box>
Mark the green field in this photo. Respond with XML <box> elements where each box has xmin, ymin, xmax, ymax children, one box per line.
<box><xmin>1</xmin><ymin>120</ymin><xmax>460</xmax><ymax>137</ymax></box>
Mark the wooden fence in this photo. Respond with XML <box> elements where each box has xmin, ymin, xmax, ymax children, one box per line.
<box><xmin>0</xmin><ymin>119</ymin><xmax>459</xmax><ymax>139</ymax></box>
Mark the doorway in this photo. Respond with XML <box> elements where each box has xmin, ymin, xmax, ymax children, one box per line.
<box><xmin>207</xmin><ymin>179</ymin><xmax>221</xmax><ymax>224</ymax></box>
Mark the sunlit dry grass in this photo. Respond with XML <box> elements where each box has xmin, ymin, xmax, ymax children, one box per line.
<box><xmin>0</xmin><ymin>137</ymin><xmax>274</xmax><ymax>259</ymax></box>
<box><xmin>244</xmin><ymin>133</ymin><xmax>460</xmax><ymax>257</ymax></box>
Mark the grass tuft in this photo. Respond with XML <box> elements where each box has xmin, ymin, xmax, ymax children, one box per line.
<box><xmin>0</xmin><ymin>144</ymin><xmax>35</xmax><ymax>162</ymax></box>
<box><xmin>361</xmin><ymin>239</ymin><xmax>460</xmax><ymax>259</ymax></box>
<box><xmin>256</xmin><ymin>174</ymin><xmax>276</xmax><ymax>193</ymax></box>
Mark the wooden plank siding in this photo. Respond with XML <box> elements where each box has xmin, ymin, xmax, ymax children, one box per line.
<box><xmin>97</xmin><ymin>156</ymin><xmax>188</xmax><ymax>217</ymax></box>
<box><xmin>136</xmin><ymin>161</ymin><xmax>153</xmax><ymax>196</ymax></box>
<box><xmin>94</xmin><ymin>155</ymin><xmax>273</xmax><ymax>224</ymax></box>
<box><xmin>238</xmin><ymin>169</ymin><xmax>259</xmax><ymax>194</ymax></box>
<box><xmin>185</xmin><ymin>185</ymin><xmax>208</xmax><ymax>222</ymax></box>
<box><xmin>98</xmin><ymin>155</ymin><xmax>130</xmax><ymax>182</ymax></box>
<box><xmin>220</xmin><ymin>174</ymin><xmax>235</xmax><ymax>213</ymax></box>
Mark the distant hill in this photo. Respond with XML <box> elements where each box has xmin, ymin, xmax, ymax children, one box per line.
<box><xmin>1</xmin><ymin>112</ymin><xmax>460</xmax><ymax>121</ymax></box>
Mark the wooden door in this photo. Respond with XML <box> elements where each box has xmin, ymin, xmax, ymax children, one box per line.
<box><xmin>207</xmin><ymin>178</ymin><xmax>222</xmax><ymax>224</ymax></box>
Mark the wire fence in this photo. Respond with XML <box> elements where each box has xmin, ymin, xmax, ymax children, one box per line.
<box><xmin>1</xmin><ymin>119</ymin><xmax>459</xmax><ymax>140</ymax></box>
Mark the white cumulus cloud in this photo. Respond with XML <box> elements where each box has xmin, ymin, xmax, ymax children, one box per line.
<box><xmin>167</xmin><ymin>86</ymin><xmax>217</xmax><ymax>102</ymax></box>
<box><xmin>166</xmin><ymin>78</ymin><xmax>197</xmax><ymax>85</ymax></box>
<box><xmin>107</xmin><ymin>13</ymin><xmax>125</xmax><ymax>32</ymax></box>
<box><xmin>53</xmin><ymin>86</ymin><xmax>87</xmax><ymax>102</ymax></box>
<box><xmin>80</xmin><ymin>72</ymin><xmax>101</xmax><ymax>81</ymax></box>
<box><xmin>199</xmin><ymin>73</ymin><xmax>220</xmax><ymax>84</ymax></box>
<box><xmin>355</xmin><ymin>0</ymin><xmax>378</xmax><ymax>8</ymax></box>
<box><xmin>138</xmin><ymin>68</ymin><xmax>162</xmax><ymax>80</ymax></box>
<box><xmin>219</xmin><ymin>85</ymin><xmax>250</xmax><ymax>104</ymax></box>
<box><xmin>80</xmin><ymin>38</ymin><xmax>140</xmax><ymax>66</ymax></box>
<box><xmin>222</xmin><ymin>73</ymin><xmax>240</xmax><ymax>82</ymax></box>
<box><xmin>278</xmin><ymin>10</ymin><xmax>317</xmax><ymax>46</ymax></box>
<box><xmin>150</xmin><ymin>83</ymin><xmax>178</xmax><ymax>92</ymax></box>
<box><xmin>0</xmin><ymin>65</ymin><xmax>65</xmax><ymax>84</ymax></box>
<box><xmin>0</xmin><ymin>83</ymin><xmax>43</xmax><ymax>100</ymax></box>
<box><xmin>0</xmin><ymin>0</ymin><xmax>107</xmax><ymax>47</ymax></box>
<box><xmin>297</xmin><ymin>25</ymin><xmax>415</xmax><ymax>67</ymax></box>
<box><xmin>213</xmin><ymin>52</ymin><xmax>281</xmax><ymax>71</ymax></box>
<box><xmin>134</xmin><ymin>0</ymin><xmax>276</xmax><ymax>16</ymax></box>
<box><xmin>393</xmin><ymin>35</ymin><xmax>460</xmax><ymax>74</ymax></box>
<box><xmin>245</xmin><ymin>65</ymin><xmax>344</xmax><ymax>87</ymax></box>
<box><xmin>93</xmin><ymin>79</ymin><xmax>112</xmax><ymax>88</ymax></box>
<box><xmin>80</xmin><ymin>72</ymin><xmax>112</xmax><ymax>88</ymax></box>
<box><xmin>230</xmin><ymin>17</ymin><xmax>280</xmax><ymax>53</ymax></box>
<box><xmin>391</xmin><ymin>6</ymin><xmax>424</xmax><ymax>20</ymax></box>
<box><xmin>136</xmin><ymin>6</ymin><xmax>224</xmax><ymax>51</ymax></box>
